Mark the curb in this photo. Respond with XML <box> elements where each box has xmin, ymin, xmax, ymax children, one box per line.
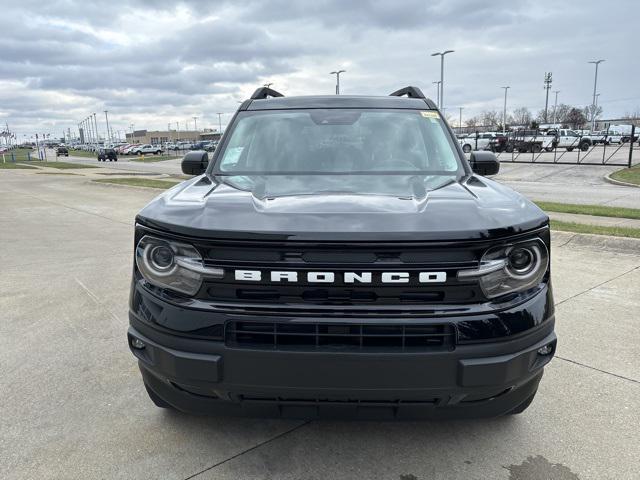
<box><xmin>604</xmin><ymin>172</ymin><xmax>640</xmax><ymax>188</ymax></box>
<box><xmin>551</xmin><ymin>230</ymin><xmax>640</xmax><ymax>255</ymax></box>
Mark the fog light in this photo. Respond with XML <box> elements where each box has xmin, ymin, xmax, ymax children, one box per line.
<box><xmin>537</xmin><ymin>344</ymin><xmax>553</xmax><ymax>356</ymax></box>
<box><xmin>131</xmin><ymin>338</ymin><xmax>146</xmax><ymax>350</ymax></box>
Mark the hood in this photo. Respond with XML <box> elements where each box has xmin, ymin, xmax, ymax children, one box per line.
<box><xmin>136</xmin><ymin>174</ymin><xmax>548</xmax><ymax>241</ymax></box>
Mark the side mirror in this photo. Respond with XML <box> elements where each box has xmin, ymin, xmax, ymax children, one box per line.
<box><xmin>181</xmin><ymin>151</ymin><xmax>209</xmax><ymax>175</ymax></box>
<box><xmin>469</xmin><ymin>151</ymin><xmax>500</xmax><ymax>176</ymax></box>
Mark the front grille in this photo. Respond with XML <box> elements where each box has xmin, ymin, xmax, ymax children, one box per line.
<box><xmin>195</xmin><ymin>241</ymin><xmax>484</xmax><ymax>307</ymax></box>
<box><xmin>225</xmin><ymin>321</ymin><xmax>455</xmax><ymax>351</ymax></box>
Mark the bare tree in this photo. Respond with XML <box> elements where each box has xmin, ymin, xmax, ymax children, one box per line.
<box><xmin>583</xmin><ymin>104</ymin><xmax>603</xmax><ymax>125</ymax></box>
<box><xmin>565</xmin><ymin>108</ymin><xmax>587</xmax><ymax>128</ymax></box>
<box><xmin>465</xmin><ymin>116</ymin><xmax>480</xmax><ymax>128</ymax></box>
<box><xmin>479</xmin><ymin>110</ymin><xmax>500</xmax><ymax>127</ymax></box>
<box><xmin>511</xmin><ymin>107</ymin><xmax>532</xmax><ymax>127</ymax></box>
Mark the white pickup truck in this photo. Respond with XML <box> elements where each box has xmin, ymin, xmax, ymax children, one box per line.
<box><xmin>544</xmin><ymin>129</ymin><xmax>592</xmax><ymax>151</ymax></box>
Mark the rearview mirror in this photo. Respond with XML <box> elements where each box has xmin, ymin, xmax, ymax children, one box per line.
<box><xmin>469</xmin><ymin>151</ymin><xmax>500</xmax><ymax>176</ymax></box>
<box><xmin>181</xmin><ymin>151</ymin><xmax>209</xmax><ymax>175</ymax></box>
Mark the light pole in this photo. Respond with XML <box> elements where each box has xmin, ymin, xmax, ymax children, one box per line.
<box><xmin>92</xmin><ymin>113</ymin><xmax>99</xmax><ymax>149</ymax></box>
<box><xmin>216</xmin><ymin>113</ymin><xmax>223</xmax><ymax>136</ymax></box>
<box><xmin>588</xmin><ymin>59</ymin><xmax>605</xmax><ymax>131</ymax></box>
<box><xmin>104</xmin><ymin>110</ymin><xmax>111</xmax><ymax>145</ymax></box>
<box><xmin>501</xmin><ymin>86</ymin><xmax>510</xmax><ymax>132</ymax></box>
<box><xmin>329</xmin><ymin>70</ymin><xmax>346</xmax><ymax>95</ymax></box>
<box><xmin>193</xmin><ymin>116</ymin><xmax>198</xmax><ymax>132</ymax></box>
<box><xmin>552</xmin><ymin>90</ymin><xmax>560</xmax><ymax>124</ymax></box>
<box><xmin>432</xmin><ymin>81</ymin><xmax>441</xmax><ymax>108</ymax></box>
<box><xmin>431</xmin><ymin>50</ymin><xmax>454</xmax><ymax>111</ymax></box>
<box><xmin>458</xmin><ymin>107</ymin><xmax>464</xmax><ymax>130</ymax></box>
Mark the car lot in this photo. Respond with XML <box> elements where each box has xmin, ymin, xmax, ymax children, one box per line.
<box><xmin>1</xmin><ymin>170</ymin><xmax>639</xmax><ymax>479</ymax></box>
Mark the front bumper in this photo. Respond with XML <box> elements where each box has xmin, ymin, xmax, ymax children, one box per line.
<box><xmin>128</xmin><ymin>311</ymin><xmax>556</xmax><ymax>419</ymax></box>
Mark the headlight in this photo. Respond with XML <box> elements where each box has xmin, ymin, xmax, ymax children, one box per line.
<box><xmin>135</xmin><ymin>235</ymin><xmax>223</xmax><ymax>295</ymax></box>
<box><xmin>458</xmin><ymin>238</ymin><xmax>549</xmax><ymax>299</ymax></box>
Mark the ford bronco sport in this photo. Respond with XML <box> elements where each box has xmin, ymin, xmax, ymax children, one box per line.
<box><xmin>128</xmin><ymin>86</ymin><xmax>556</xmax><ymax>419</ymax></box>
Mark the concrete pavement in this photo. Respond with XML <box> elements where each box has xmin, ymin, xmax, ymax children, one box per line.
<box><xmin>1</xmin><ymin>170</ymin><xmax>639</xmax><ymax>480</ymax></box>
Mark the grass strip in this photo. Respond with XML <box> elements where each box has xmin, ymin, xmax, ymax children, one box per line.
<box><xmin>610</xmin><ymin>164</ymin><xmax>640</xmax><ymax>186</ymax></box>
<box><xmin>536</xmin><ymin>201</ymin><xmax>640</xmax><ymax>220</ymax></box>
<box><xmin>129</xmin><ymin>155</ymin><xmax>177</xmax><ymax>162</ymax></box>
<box><xmin>550</xmin><ymin>220</ymin><xmax>640</xmax><ymax>239</ymax></box>
<box><xmin>92</xmin><ymin>178</ymin><xmax>181</xmax><ymax>189</ymax></box>
<box><xmin>0</xmin><ymin>162</ymin><xmax>38</xmax><ymax>169</ymax></box>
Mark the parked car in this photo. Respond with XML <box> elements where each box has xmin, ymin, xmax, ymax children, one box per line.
<box><xmin>131</xmin><ymin>144</ymin><xmax>162</xmax><ymax>155</ymax></box>
<box><xmin>97</xmin><ymin>148</ymin><xmax>118</xmax><ymax>162</ymax></box>
<box><xmin>128</xmin><ymin>85</ymin><xmax>556</xmax><ymax>419</ymax></box>
<box><xmin>56</xmin><ymin>146</ymin><xmax>69</xmax><ymax>157</ymax></box>
<box><xmin>459</xmin><ymin>132</ymin><xmax>497</xmax><ymax>153</ymax></box>
<box><xmin>122</xmin><ymin>144</ymin><xmax>141</xmax><ymax>155</ymax></box>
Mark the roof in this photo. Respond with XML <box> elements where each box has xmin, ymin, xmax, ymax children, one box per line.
<box><xmin>240</xmin><ymin>86</ymin><xmax>438</xmax><ymax>111</ymax></box>
<box><xmin>245</xmin><ymin>95</ymin><xmax>435</xmax><ymax>111</ymax></box>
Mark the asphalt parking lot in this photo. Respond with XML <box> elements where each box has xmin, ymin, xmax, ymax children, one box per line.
<box><xmin>1</xmin><ymin>170</ymin><xmax>639</xmax><ymax>480</ymax></box>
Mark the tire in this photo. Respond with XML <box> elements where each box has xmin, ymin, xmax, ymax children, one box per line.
<box><xmin>155</xmin><ymin>151</ymin><xmax>161</xmax><ymax>155</ymax></box>
<box><xmin>144</xmin><ymin>384</ymin><xmax>173</xmax><ymax>409</ymax></box>
<box><xmin>566</xmin><ymin>147</ymin><xmax>574</xmax><ymax>152</ymax></box>
<box><xmin>579</xmin><ymin>142</ymin><xmax>589</xmax><ymax>151</ymax></box>
<box><xmin>505</xmin><ymin>145</ymin><xmax>514</xmax><ymax>153</ymax></box>
<box><xmin>531</xmin><ymin>144</ymin><xmax>542</xmax><ymax>153</ymax></box>
<box><xmin>462</xmin><ymin>144</ymin><xmax>472</xmax><ymax>153</ymax></box>
<box><xmin>509</xmin><ymin>390</ymin><xmax>537</xmax><ymax>415</ymax></box>
<box><xmin>544</xmin><ymin>147</ymin><xmax>553</xmax><ymax>152</ymax></box>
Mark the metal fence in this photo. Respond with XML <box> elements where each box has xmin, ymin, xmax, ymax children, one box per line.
<box><xmin>462</xmin><ymin>125</ymin><xmax>637</xmax><ymax>167</ymax></box>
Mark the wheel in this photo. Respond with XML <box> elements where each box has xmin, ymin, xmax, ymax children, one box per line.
<box><xmin>505</xmin><ymin>145</ymin><xmax>514</xmax><ymax>153</ymax></box>
<box><xmin>532</xmin><ymin>144</ymin><xmax>542</xmax><ymax>153</ymax></box>
<box><xmin>509</xmin><ymin>390</ymin><xmax>537</xmax><ymax>415</ymax></box>
<box><xmin>155</xmin><ymin>151</ymin><xmax>161</xmax><ymax>155</ymax></box>
<box><xmin>544</xmin><ymin>147</ymin><xmax>553</xmax><ymax>152</ymax></box>
<box><xmin>566</xmin><ymin>147</ymin><xmax>574</xmax><ymax>152</ymax></box>
<box><xmin>579</xmin><ymin>142</ymin><xmax>589</xmax><ymax>151</ymax></box>
<box><xmin>144</xmin><ymin>384</ymin><xmax>173</xmax><ymax>409</ymax></box>
<box><xmin>462</xmin><ymin>144</ymin><xmax>472</xmax><ymax>153</ymax></box>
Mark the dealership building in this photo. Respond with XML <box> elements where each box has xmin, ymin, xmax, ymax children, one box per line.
<box><xmin>125</xmin><ymin>129</ymin><xmax>222</xmax><ymax>144</ymax></box>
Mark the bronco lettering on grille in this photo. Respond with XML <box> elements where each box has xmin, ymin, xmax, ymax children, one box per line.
<box><xmin>234</xmin><ymin>270</ymin><xmax>447</xmax><ymax>283</ymax></box>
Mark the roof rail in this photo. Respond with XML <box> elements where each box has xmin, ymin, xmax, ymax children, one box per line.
<box><xmin>389</xmin><ymin>86</ymin><xmax>425</xmax><ymax>99</ymax></box>
<box><xmin>250</xmin><ymin>87</ymin><xmax>284</xmax><ymax>100</ymax></box>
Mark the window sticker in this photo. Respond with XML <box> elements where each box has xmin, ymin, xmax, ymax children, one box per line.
<box><xmin>420</xmin><ymin>111</ymin><xmax>440</xmax><ymax>119</ymax></box>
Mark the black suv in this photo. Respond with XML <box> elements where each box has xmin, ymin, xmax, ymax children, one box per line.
<box><xmin>128</xmin><ymin>86</ymin><xmax>556</xmax><ymax>419</ymax></box>
<box><xmin>56</xmin><ymin>146</ymin><xmax>69</xmax><ymax>157</ymax></box>
<box><xmin>97</xmin><ymin>148</ymin><xmax>118</xmax><ymax>162</ymax></box>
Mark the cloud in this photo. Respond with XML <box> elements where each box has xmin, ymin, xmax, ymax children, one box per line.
<box><xmin>0</xmin><ymin>0</ymin><xmax>637</xmax><ymax>139</ymax></box>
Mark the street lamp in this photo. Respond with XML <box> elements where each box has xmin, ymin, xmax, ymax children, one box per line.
<box><xmin>552</xmin><ymin>90</ymin><xmax>560</xmax><ymax>124</ymax></box>
<box><xmin>432</xmin><ymin>81</ymin><xmax>441</xmax><ymax>108</ymax></box>
<box><xmin>216</xmin><ymin>113</ymin><xmax>223</xmax><ymax>136</ymax></box>
<box><xmin>458</xmin><ymin>107</ymin><xmax>464</xmax><ymax>130</ymax></box>
<box><xmin>104</xmin><ymin>110</ymin><xmax>111</xmax><ymax>145</ymax></box>
<box><xmin>431</xmin><ymin>50</ymin><xmax>454</xmax><ymax>111</ymax></box>
<box><xmin>501</xmin><ymin>86</ymin><xmax>510</xmax><ymax>132</ymax></box>
<box><xmin>588</xmin><ymin>59</ymin><xmax>605</xmax><ymax>131</ymax></box>
<box><xmin>193</xmin><ymin>116</ymin><xmax>198</xmax><ymax>132</ymax></box>
<box><xmin>329</xmin><ymin>70</ymin><xmax>346</xmax><ymax>95</ymax></box>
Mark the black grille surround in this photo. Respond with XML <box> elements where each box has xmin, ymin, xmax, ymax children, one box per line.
<box><xmin>192</xmin><ymin>239</ymin><xmax>486</xmax><ymax>308</ymax></box>
<box><xmin>225</xmin><ymin>320</ymin><xmax>455</xmax><ymax>352</ymax></box>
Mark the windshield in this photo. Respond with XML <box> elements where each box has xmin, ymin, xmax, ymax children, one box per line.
<box><xmin>214</xmin><ymin>109</ymin><xmax>462</xmax><ymax>175</ymax></box>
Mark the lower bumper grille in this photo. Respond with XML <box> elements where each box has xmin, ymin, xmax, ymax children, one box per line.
<box><xmin>225</xmin><ymin>321</ymin><xmax>455</xmax><ymax>352</ymax></box>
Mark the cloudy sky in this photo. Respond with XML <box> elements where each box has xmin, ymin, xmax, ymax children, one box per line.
<box><xmin>1</xmin><ymin>0</ymin><xmax>637</xmax><ymax>141</ymax></box>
